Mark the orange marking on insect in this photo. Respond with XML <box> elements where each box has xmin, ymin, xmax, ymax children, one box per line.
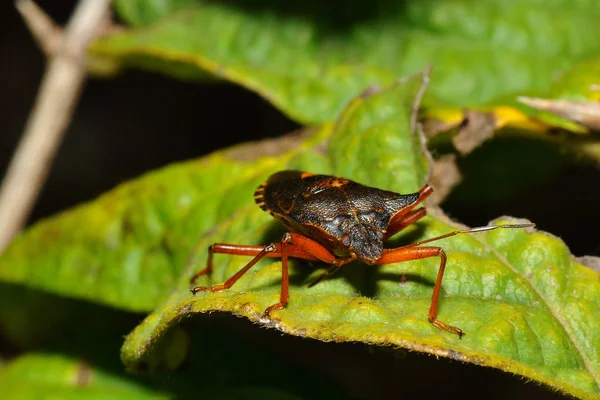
<box><xmin>300</xmin><ymin>172</ymin><xmax>315</xmax><ymax>179</ymax></box>
<box><xmin>330</xmin><ymin>178</ymin><xmax>348</xmax><ymax>188</ymax></box>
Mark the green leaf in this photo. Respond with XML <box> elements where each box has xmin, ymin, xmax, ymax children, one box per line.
<box><xmin>549</xmin><ymin>56</ymin><xmax>600</xmax><ymax>102</ymax></box>
<box><xmin>0</xmin><ymin>354</ymin><xmax>166</xmax><ymax>400</ymax></box>
<box><xmin>116</xmin><ymin>77</ymin><xmax>597</xmax><ymax>398</ymax></box>
<box><xmin>2</xmin><ymin>73</ymin><xmax>599</xmax><ymax>399</ymax></box>
<box><xmin>91</xmin><ymin>0</ymin><xmax>600</xmax><ymax>128</ymax></box>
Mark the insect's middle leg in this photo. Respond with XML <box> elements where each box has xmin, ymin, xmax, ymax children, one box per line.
<box><xmin>376</xmin><ymin>246</ymin><xmax>463</xmax><ymax>337</ymax></box>
<box><xmin>263</xmin><ymin>232</ymin><xmax>344</xmax><ymax>315</ymax></box>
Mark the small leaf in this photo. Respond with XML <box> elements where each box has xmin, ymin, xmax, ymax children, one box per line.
<box><xmin>0</xmin><ymin>354</ymin><xmax>166</xmax><ymax>400</ymax></box>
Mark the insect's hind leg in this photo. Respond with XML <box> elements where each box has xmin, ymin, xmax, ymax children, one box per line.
<box><xmin>191</xmin><ymin>244</ymin><xmax>276</xmax><ymax>294</ymax></box>
<box><xmin>189</xmin><ymin>243</ymin><xmax>269</xmax><ymax>284</ymax></box>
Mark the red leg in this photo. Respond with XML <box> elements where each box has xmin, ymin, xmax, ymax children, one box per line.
<box><xmin>191</xmin><ymin>244</ymin><xmax>275</xmax><ymax>294</ymax></box>
<box><xmin>281</xmin><ymin>232</ymin><xmax>357</xmax><ymax>288</ymax></box>
<box><xmin>264</xmin><ymin>234</ymin><xmax>290</xmax><ymax>315</ymax></box>
<box><xmin>190</xmin><ymin>232</ymin><xmax>341</xmax><ymax>315</ymax></box>
<box><xmin>387</xmin><ymin>184</ymin><xmax>432</xmax><ymax>230</ymax></box>
<box><xmin>385</xmin><ymin>207</ymin><xmax>427</xmax><ymax>239</ymax></box>
<box><xmin>376</xmin><ymin>246</ymin><xmax>463</xmax><ymax>337</ymax></box>
<box><xmin>189</xmin><ymin>244</ymin><xmax>264</xmax><ymax>284</ymax></box>
<box><xmin>189</xmin><ymin>240</ymin><xmax>323</xmax><ymax>284</ymax></box>
<box><xmin>376</xmin><ymin>222</ymin><xmax>535</xmax><ymax>336</ymax></box>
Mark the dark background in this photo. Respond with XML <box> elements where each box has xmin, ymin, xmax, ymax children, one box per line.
<box><xmin>1</xmin><ymin>1</ymin><xmax>598</xmax><ymax>399</ymax></box>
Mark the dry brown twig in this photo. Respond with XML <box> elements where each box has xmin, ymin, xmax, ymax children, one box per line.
<box><xmin>16</xmin><ymin>0</ymin><xmax>63</xmax><ymax>56</ymax></box>
<box><xmin>517</xmin><ymin>96</ymin><xmax>600</xmax><ymax>131</ymax></box>
<box><xmin>0</xmin><ymin>0</ymin><xmax>113</xmax><ymax>253</ymax></box>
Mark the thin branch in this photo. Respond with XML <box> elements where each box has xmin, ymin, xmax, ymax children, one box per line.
<box><xmin>15</xmin><ymin>0</ymin><xmax>62</xmax><ymax>56</ymax></box>
<box><xmin>0</xmin><ymin>0</ymin><xmax>112</xmax><ymax>253</ymax></box>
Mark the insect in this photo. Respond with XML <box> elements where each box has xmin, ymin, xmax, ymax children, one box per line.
<box><xmin>190</xmin><ymin>170</ymin><xmax>533</xmax><ymax>337</ymax></box>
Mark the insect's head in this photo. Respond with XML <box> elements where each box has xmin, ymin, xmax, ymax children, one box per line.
<box><xmin>342</xmin><ymin>223</ymin><xmax>384</xmax><ymax>264</ymax></box>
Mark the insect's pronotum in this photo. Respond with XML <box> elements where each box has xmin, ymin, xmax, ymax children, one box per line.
<box><xmin>190</xmin><ymin>171</ymin><xmax>533</xmax><ymax>337</ymax></box>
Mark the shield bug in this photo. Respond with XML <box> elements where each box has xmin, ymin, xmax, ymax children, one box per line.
<box><xmin>190</xmin><ymin>170</ymin><xmax>533</xmax><ymax>337</ymax></box>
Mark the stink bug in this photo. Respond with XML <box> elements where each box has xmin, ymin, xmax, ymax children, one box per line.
<box><xmin>190</xmin><ymin>171</ymin><xmax>533</xmax><ymax>337</ymax></box>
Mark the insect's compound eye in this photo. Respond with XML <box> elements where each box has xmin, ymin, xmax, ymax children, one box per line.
<box><xmin>342</xmin><ymin>236</ymin><xmax>350</xmax><ymax>246</ymax></box>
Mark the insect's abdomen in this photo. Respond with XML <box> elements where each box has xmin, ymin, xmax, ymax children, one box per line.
<box><xmin>254</xmin><ymin>171</ymin><xmax>421</xmax><ymax>241</ymax></box>
<box><xmin>254</xmin><ymin>171</ymin><xmax>337</xmax><ymax>218</ymax></box>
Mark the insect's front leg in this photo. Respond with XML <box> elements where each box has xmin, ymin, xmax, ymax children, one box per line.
<box><xmin>384</xmin><ymin>184</ymin><xmax>432</xmax><ymax>240</ymax></box>
<box><xmin>384</xmin><ymin>207</ymin><xmax>427</xmax><ymax>240</ymax></box>
<box><xmin>376</xmin><ymin>246</ymin><xmax>463</xmax><ymax>337</ymax></box>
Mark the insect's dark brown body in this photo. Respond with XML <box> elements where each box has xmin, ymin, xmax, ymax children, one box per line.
<box><xmin>191</xmin><ymin>170</ymin><xmax>533</xmax><ymax>338</ymax></box>
<box><xmin>254</xmin><ymin>171</ymin><xmax>420</xmax><ymax>263</ymax></box>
